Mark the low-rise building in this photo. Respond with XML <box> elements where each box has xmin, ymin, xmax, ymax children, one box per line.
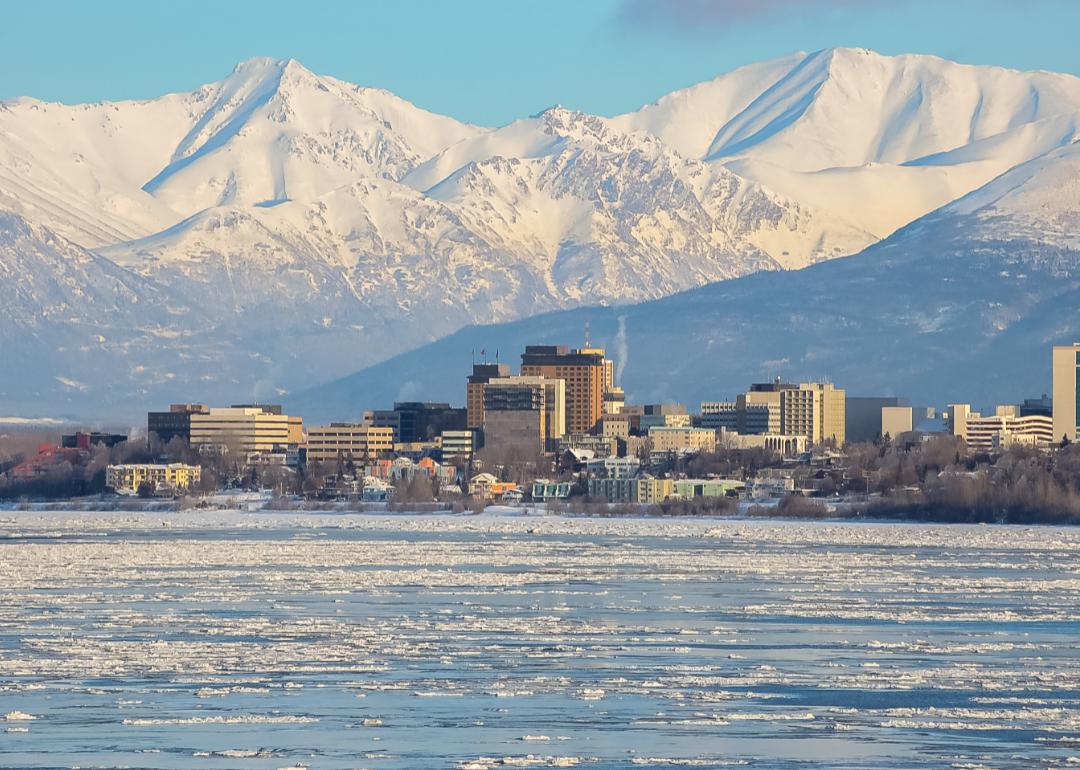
<box><xmin>585</xmin><ymin>456</ymin><xmax>640</xmax><ymax>479</ymax></box>
<box><xmin>648</xmin><ymin>426</ymin><xmax>717</xmax><ymax>454</ymax></box>
<box><xmin>440</xmin><ymin>430</ymin><xmax>476</xmax><ymax>464</ymax></box>
<box><xmin>587</xmin><ymin>475</ymin><xmax>673</xmax><ymax>504</ymax></box>
<box><xmin>532</xmin><ymin>479</ymin><xmax>573</xmax><ymax>501</ymax></box>
<box><xmin>671</xmin><ymin>478</ymin><xmax>744</xmax><ymax>499</ymax></box>
<box><xmin>715</xmin><ymin>429</ymin><xmax>808</xmax><ymax>456</ymax></box>
<box><xmin>106</xmin><ymin>463</ymin><xmax>201</xmax><ymax>495</ymax></box>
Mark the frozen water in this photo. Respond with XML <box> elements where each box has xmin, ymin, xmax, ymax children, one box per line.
<box><xmin>0</xmin><ymin>511</ymin><xmax>1079</xmax><ymax>769</ymax></box>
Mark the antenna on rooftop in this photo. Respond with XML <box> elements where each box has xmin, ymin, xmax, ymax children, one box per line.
<box><xmin>584</xmin><ymin>320</ymin><xmax>591</xmax><ymax>348</ymax></box>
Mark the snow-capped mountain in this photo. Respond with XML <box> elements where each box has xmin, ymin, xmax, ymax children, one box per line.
<box><xmin>292</xmin><ymin>141</ymin><xmax>1080</xmax><ymax>420</ymax></box>
<box><xmin>4</xmin><ymin>49</ymin><xmax>1080</xmax><ymax>416</ymax></box>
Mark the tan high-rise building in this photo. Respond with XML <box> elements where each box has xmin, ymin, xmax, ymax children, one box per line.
<box><xmin>466</xmin><ymin>363</ymin><xmax>512</xmax><ymax>429</ymax></box>
<box><xmin>780</xmin><ymin>383</ymin><xmax>846</xmax><ymax>446</ymax></box>
<box><xmin>306</xmin><ymin>424</ymin><xmax>394</xmax><ymax>463</ymax></box>
<box><xmin>1053</xmin><ymin>343</ymin><xmax>1080</xmax><ymax>444</ymax></box>
<box><xmin>520</xmin><ymin>346</ymin><xmax>609</xmax><ymax>434</ymax></box>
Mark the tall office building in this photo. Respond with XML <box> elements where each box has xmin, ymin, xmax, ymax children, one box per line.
<box><xmin>1053</xmin><ymin>343</ymin><xmax>1080</xmax><ymax>443</ymax></box>
<box><xmin>780</xmin><ymin>383</ymin><xmax>846</xmax><ymax>446</ymax></box>
<box><xmin>520</xmin><ymin>345</ymin><xmax>609</xmax><ymax>434</ymax></box>
<box><xmin>482</xmin><ymin>376</ymin><xmax>561</xmax><ymax>458</ymax></box>
<box><xmin>466</xmin><ymin>363</ymin><xmax>511</xmax><ymax>429</ymax></box>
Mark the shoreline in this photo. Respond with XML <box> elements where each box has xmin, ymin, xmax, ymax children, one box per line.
<box><xmin>0</xmin><ymin>500</ymin><xmax>1074</xmax><ymax>530</ymax></box>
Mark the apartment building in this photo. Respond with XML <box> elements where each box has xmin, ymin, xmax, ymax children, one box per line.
<box><xmin>106</xmin><ymin>463</ymin><xmax>201</xmax><ymax>495</ymax></box>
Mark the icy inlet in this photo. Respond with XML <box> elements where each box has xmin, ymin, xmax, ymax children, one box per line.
<box><xmin>1</xmin><ymin>511</ymin><xmax>1079</xmax><ymax>769</ymax></box>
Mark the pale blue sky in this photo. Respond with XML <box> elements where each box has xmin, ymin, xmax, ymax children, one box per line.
<box><xmin>2</xmin><ymin>0</ymin><xmax>1078</xmax><ymax>126</ymax></box>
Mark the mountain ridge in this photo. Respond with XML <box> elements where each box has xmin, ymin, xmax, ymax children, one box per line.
<box><xmin>4</xmin><ymin>49</ymin><xmax>1080</xmax><ymax>417</ymax></box>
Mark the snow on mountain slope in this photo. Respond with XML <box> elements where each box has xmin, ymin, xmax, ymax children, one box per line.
<box><xmin>613</xmin><ymin>48</ymin><xmax>1080</xmax><ymax>239</ymax></box>
<box><xmin>6</xmin><ymin>50</ymin><xmax>1080</xmax><ymax>415</ymax></box>
<box><xmin>650</xmin><ymin>47</ymin><xmax>1080</xmax><ymax>170</ymax></box>
<box><xmin>0</xmin><ymin>58</ymin><xmax>481</xmax><ymax>247</ymax></box>
<box><xmin>141</xmin><ymin>58</ymin><xmax>482</xmax><ymax>218</ymax></box>
<box><xmin>415</xmin><ymin>106</ymin><xmax>871</xmax><ymax>275</ymax></box>
<box><xmin>291</xmin><ymin>144</ymin><xmax>1080</xmax><ymax>420</ymax></box>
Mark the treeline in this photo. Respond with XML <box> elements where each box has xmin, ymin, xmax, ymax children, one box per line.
<box><xmin>846</xmin><ymin>438</ymin><xmax>1080</xmax><ymax>524</ymax></box>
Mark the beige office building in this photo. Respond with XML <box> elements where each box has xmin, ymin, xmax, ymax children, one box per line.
<box><xmin>1053</xmin><ymin>343</ymin><xmax>1080</xmax><ymax>444</ymax></box>
<box><xmin>881</xmin><ymin>406</ymin><xmax>914</xmax><ymax>438</ymax></box>
<box><xmin>306</xmin><ymin>423</ymin><xmax>394</xmax><ymax>462</ymax></box>
<box><xmin>780</xmin><ymin>383</ymin><xmax>846</xmax><ymax>446</ymax></box>
<box><xmin>189</xmin><ymin>406</ymin><xmax>292</xmax><ymax>452</ymax></box>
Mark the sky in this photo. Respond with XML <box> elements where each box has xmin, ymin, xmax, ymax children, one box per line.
<box><xmin>2</xmin><ymin>0</ymin><xmax>1079</xmax><ymax>126</ymax></box>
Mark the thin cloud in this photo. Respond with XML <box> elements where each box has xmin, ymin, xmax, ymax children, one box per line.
<box><xmin>616</xmin><ymin>0</ymin><xmax>878</xmax><ymax>32</ymax></box>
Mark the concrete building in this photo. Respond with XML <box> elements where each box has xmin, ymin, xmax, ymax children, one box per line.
<box><xmin>482</xmin><ymin>376</ymin><xmax>559</xmax><ymax>459</ymax></box>
<box><xmin>648</xmin><ymin>426</ymin><xmax>717</xmax><ymax>454</ymax></box>
<box><xmin>881</xmin><ymin>406</ymin><xmax>914</xmax><ymax>439</ymax></box>
<box><xmin>306</xmin><ymin>423</ymin><xmax>394</xmax><ymax>463</ymax></box>
<box><xmin>189</xmin><ymin>406</ymin><xmax>293</xmax><ymax>453</ymax></box>
<box><xmin>466</xmin><ymin>363</ymin><xmax>512</xmax><ymax>429</ymax></box>
<box><xmin>780</xmin><ymin>383</ymin><xmax>846</xmax><ymax>446</ymax></box>
<box><xmin>1053</xmin><ymin>343</ymin><xmax>1080</xmax><ymax>444</ymax></box>
<box><xmin>147</xmin><ymin>404</ymin><xmax>210</xmax><ymax>444</ymax></box>
<box><xmin>520</xmin><ymin>345</ymin><xmax>609</xmax><ymax>434</ymax></box>
<box><xmin>106</xmin><ymin>463</ymin><xmax>201</xmax><ymax>495</ymax></box>
<box><xmin>845</xmin><ymin>397</ymin><xmax>903</xmax><ymax>443</ymax></box>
